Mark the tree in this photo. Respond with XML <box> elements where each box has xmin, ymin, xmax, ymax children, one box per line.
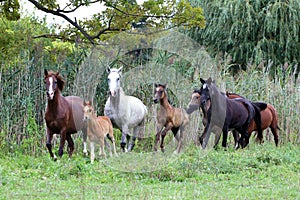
<box><xmin>0</xmin><ymin>0</ymin><xmax>20</xmax><ymax>20</ymax></box>
<box><xmin>21</xmin><ymin>0</ymin><xmax>206</xmax><ymax>45</ymax></box>
<box><xmin>188</xmin><ymin>0</ymin><xmax>300</xmax><ymax>70</ymax></box>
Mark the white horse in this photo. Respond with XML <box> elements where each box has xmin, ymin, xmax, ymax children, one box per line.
<box><xmin>104</xmin><ymin>67</ymin><xmax>148</xmax><ymax>152</ymax></box>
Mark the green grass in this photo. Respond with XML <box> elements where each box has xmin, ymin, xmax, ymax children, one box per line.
<box><xmin>0</xmin><ymin>143</ymin><xmax>299</xmax><ymax>199</ymax></box>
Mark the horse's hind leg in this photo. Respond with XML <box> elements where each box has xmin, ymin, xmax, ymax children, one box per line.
<box><xmin>270</xmin><ymin>126</ymin><xmax>279</xmax><ymax>146</ymax></box>
<box><xmin>99</xmin><ymin>136</ymin><xmax>106</xmax><ymax>159</ymax></box>
<box><xmin>66</xmin><ymin>134</ymin><xmax>75</xmax><ymax>159</ymax></box>
<box><xmin>175</xmin><ymin>126</ymin><xmax>185</xmax><ymax>154</ymax></box>
<box><xmin>107</xmin><ymin>124</ymin><xmax>117</xmax><ymax>155</ymax></box>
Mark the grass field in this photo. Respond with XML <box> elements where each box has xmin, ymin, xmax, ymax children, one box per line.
<box><xmin>0</xmin><ymin>141</ymin><xmax>299</xmax><ymax>200</ymax></box>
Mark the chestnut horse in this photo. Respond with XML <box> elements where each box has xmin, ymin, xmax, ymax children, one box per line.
<box><xmin>83</xmin><ymin>101</ymin><xmax>117</xmax><ymax>163</ymax></box>
<box><xmin>44</xmin><ymin>69</ymin><xmax>87</xmax><ymax>160</ymax></box>
<box><xmin>197</xmin><ymin>78</ymin><xmax>263</xmax><ymax>149</ymax></box>
<box><xmin>153</xmin><ymin>83</ymin><xmax>189</xmax><ymax>153</ymax></box>
<box><xmin>226</xmin><ymin>92</ymin><xmax>280</xmax><ymax>146</ymax></box>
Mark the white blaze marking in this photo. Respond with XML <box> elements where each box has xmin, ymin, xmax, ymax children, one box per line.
<box><xmin>48</xmin><ymin>77</ymin><xmax>55</xmax><ymax>99</ymax></box>
<box><xmin>203</xmin><ymin>83</ymin><xmax>207</xmax><ymax>89</ymax></box>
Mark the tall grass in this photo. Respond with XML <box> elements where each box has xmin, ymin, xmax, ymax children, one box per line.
<box><xmin>0</xmin><ymin>51</ymin><xmax>299</xmax><ymax>156</ymax></box>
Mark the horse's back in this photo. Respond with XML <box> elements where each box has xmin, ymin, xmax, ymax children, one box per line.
<box><xmin>65</xmin><ymin>96</ymin><xmax>84</xmax><ymax>131</ymax></box>
<box><xmin>226</xmin><ymin>98</ymin><xmax>252</xmax><ymax>127</ymax></box>
<box><xmin>174</xmin><ymin>107</ymin><xmax>189</xmax><ymax>127</ymax></box>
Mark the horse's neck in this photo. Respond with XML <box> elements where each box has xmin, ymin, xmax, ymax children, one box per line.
<box><xmin>110</xmin><ymin>88</ymin><xmax>124</xmax><ymax>108</ymax></box>
<box><xmin>160</xmin><ymin>94</ymin><xmax>172</xmax><ymax>111</ymax></box>
<box><xmin>87</xmin><ymin>114</ymin><xmax>101</xmax><ymax>132</ymax></box>
<box><xmin>47</xmin><ymin>92</ymin><xmax>64</xmax><ymax>112</ymax></box>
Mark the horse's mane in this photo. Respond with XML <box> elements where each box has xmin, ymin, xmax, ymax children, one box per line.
<box><xmin>45</xmin><ymin>70</ymin><xmax>65</xmax><ymax>92</ymax></box>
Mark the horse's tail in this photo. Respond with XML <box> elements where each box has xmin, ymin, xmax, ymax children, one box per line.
<box><xmin>251</xmin><ymin>102</ymin><xmax>263</xmax><ymax>141</ymax></box>
<box><xmin>268</xmin><ymin>104</ymin><xmax>281</xmax><ymax>130</ymax></box>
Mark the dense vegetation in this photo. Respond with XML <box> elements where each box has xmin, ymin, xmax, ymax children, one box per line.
<box><xmin>0</xmin><ymin>0</ymin><xmax>299</xmax><ymax>198</ymax></box>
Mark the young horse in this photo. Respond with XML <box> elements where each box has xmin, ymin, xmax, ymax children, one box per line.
<box><xmin>44</xmin><ymin>69</ymin><xmax>87</xmax><ymax>160</ymax></box>
<box><xmin>83</xmin><ymin>101</ymin><xmax>117</xmax><ymax>163</ymax></box>
<box><xmin>153</xmin><ymin>83</ymin><xmax>189</xmax><ymax>153</ymax></box>
<box><xmin>198</xmin><ymin>78</ymin><xmax>258</xmax><ymax>149</ymax></box>
<box><xmin>104</xmin><ymin>67</ymin><xmax>148</xmax><ymax>152</ymax></box>
<box><xmin>186</xmin><ymin>89</ymin><xmax>240</xmax><ymax>148</ymax></box>
<box><xmin>226</xmin><ymin>92</ymin><xmax>280</xmax><ymax>146</ymax></box>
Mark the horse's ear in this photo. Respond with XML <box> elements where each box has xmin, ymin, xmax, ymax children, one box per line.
<box><xmin>106</xmin><ymin>67</ymin><xmax>111</xmax><ymax>73</ymax></box>
<box><xmin>200</xmin><ymin>78</ymin><xmax>206</xmax><ymax>84</ymax></box>
<box><xmin>118</xmin><ymin>66</ymin><xmax>123</xmax><ymax>74</ymax></box>
<box><xmin>44</xmin><ymin>69</ymin><xmax>48</xmax><ymax>77</ymax></box>
<box><xmin>154</xmin><ymin>83</ymin><xmax>158</xmax><ymax>88</ymax></box>
<box><xmin>164</xmin><ymin>83</ymin><xmax>167</xmax><ymax>88</ymax></box>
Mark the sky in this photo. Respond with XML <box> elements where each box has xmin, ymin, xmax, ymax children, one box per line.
<box><xmin>20</xmin><ymin>0</ymin><xmax>144</xmax><ymax>27</ymax></box>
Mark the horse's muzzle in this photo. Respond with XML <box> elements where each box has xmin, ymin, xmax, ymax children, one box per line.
<box><xmin>46</xmin><ymin>91</ymin><xmax>54</xmax><ymax>100</ymax></box>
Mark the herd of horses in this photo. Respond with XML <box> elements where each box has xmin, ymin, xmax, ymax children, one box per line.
<box><xmin>44</xmin><ymin>68</ymin><xmax>280</xmax><ymax>162</ymax></box>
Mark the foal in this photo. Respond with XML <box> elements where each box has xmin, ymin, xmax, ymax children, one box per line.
<box><xmin>153</xmin><ymin>83</ymin><xmax>189</xmax><ymax>153</ymax></box>
<box><xmin>83</xmin><ymin>101</ymin><xmax>117</xmax><ymax>163</ymax></box>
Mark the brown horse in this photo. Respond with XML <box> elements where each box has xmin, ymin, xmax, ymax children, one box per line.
<box><xmin>83</xmin><ymin>101</ymin><xmax>117</xmax><ymax>163</ymax></box>
<box><xmin>153</xmin><ymin>83</ymin><xmax>189</xmax><ymax>153</ymax></box>
<box><xmin>44</xmin><ymin>69</ymin><xmax>87</xmax><ymax>160</ymax></box>
<box><xmin>226</xmin><ymin>92</ymin><xmax>280</xmax><ymax>146</ymax></box>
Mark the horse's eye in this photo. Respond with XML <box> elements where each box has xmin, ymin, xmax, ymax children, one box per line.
<box><xmin>54</xmin><ymin>81</ymin><xmax>57</xmax><ymax>84</ymax></box>
<box><xmin>117</xmin><ymin>78</ymin><xmax>120</xmax><ymax>81</ymax></box>
<box><xmin>107</xmin><ymin>78</ymin><xmax>110</xmax><ymax>82</ymax></box>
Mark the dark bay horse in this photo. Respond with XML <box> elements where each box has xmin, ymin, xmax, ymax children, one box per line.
<box><xmin>44</xmin><ymin>70</ymin><xmax>86</xmax><ymax>160</ymax></box>
<box><xmin>226</xmin><ymin>92</ymin><xmax>280</xmax><ymax>146</ymax></box>
<box><xmin>153</xmin><ymin>83</ymin><xmax>189</xmax><ymax>153</ymax></box>
<box><xmin>197</xmin><ymin>78</ymin><xmax>262</xmax><ymax>149</ymax></box>
<box><xmin>186</xmin><ymin>89</ymin><xmax>240</xmax><ymax>148</ymax></box>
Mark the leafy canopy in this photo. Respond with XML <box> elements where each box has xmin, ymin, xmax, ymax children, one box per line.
<box><xmin>21</xmin><ymin>0</ymin><xmax>206</xmax><ymax>45</ymax></box>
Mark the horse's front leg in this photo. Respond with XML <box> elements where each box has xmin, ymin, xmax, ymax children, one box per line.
<box><xmin>232</xmin><ymin>130</ymin><xmax>240</xmax><ymax>149</ymax></box>
<box><xmin>221</xmin><ymin>127</ymin><xmax>229</xmax><ymax>148</ymax></box>
<box><xmin>200</xmin><ymin>122</ymin><xmax>212</xmax><ymax>149</ymax></box>
<box><xmin>154</xmin><ymin>123</ymin><xmax>164</xmax><ymax>152</ymax></box>
<box><xmin>66</xmin><ymin>134</ymin><xmax>74</xmax><ymax>158</ymax></box>
<box><xmin>120</xmin><ymin>126</ymin><xmax>129</xmax><ymax>152</ymax></box>
<box><xmin>82</xmin><ymin>124</ymin><xmax>88</xmax><ymax>156</ymax></box>
<box><xmin>128</xmin><ymin>126</ymin><xmax>140</xmax><ymax>152</ymax></box>
<box><xmin>58</xmin><ymin>129</ymin><xmax>67</xmax><ymax>158</ymax></box>
<box><xmin>160</xmin><ymin>124</ymin><xmax>172</xmax><ymax>152</ymax></box>
<box><xmin>46</xmin><ymin>127</ymin><xmax>57</xmax><ymax>160</ymax></box>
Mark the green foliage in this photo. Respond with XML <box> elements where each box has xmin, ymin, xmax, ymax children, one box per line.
<box><xmin>0</xmin><ymin>0</ymin><xmax>20</xmax><ymax>20</ymax></box>
<box><xmin>188</xmin><ymin>0</ymin><xmax>300</xmax><ymax>69</ymax></box>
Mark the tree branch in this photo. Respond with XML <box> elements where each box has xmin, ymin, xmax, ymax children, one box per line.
<box><xmin>28</xmin><ymin>0</ymin><xmax>96</xmax><ymax>45</ymax></box>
